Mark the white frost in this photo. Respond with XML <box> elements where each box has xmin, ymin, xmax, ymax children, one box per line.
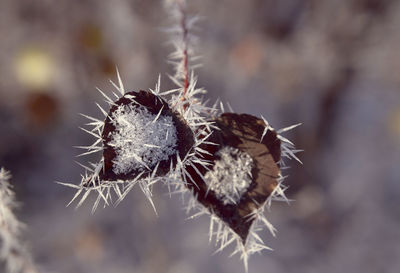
<box><xmin>0</xmin><ymin>168</ymin><xmax>37</xmax><ymax>273</ymax></box>
<box><xmin>205</xmin><ymin>146</ymin><xmax>254</xmax><ymax>205</ymax></box>
<box><xmin>109</xmin><ymin>104</ymin><xmax>178</xmax><ymax>174</ymax></box>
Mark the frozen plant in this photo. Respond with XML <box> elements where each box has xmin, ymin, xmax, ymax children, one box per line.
<box><xmin>61</xmin><ymin>0</ymin><xmax>301</xmax><ymax>271</ymax></box>
<box><xmin>181</xmin><ymin>113</ymin><xmax>301</xmax><ymax>272</ymax></box>
<box><xmin>59</xmin><ymin>78</ymin><xmax>212</xmax><ymax>213</ymax></box>
<box><xmin>0</xmin><ymin>168</ymin><xmax>38</xmax><ymax>273</ymax></box>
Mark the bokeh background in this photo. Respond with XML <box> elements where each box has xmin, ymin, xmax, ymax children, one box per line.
<box><xmin>1</xmin><ymin>0</ymin><xmax>400</xmax><ymax>272</ymax></box>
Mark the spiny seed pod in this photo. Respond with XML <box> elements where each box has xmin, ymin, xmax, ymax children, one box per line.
<box><xmin>182</xmin><ymin>112</ymin><xmax>300</xmax><ymax>270</ymax></box>
<box><xmin>100</xmin><ymin>90</ymin><xmax>194</xmax><ymax>182</ymax></box>
<box><xmin>59</xmin><ymin>73</ymin><xmax>214</xmax><ymax>212</ymax></box>
<box><xmin>186</xmin><ymin>113</ymin><xmax>281</xmax><ymax>242</ymax></box>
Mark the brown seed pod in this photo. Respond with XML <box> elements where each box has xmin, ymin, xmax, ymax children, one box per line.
<box><xmin>100</xmin><ymin>90</ymin><xmax>194</xmax><ymax>181</ymax></box>
<box><xmin>185</xmin><ymin>113</ymin><xmax>281</xmax><ymax>242</ymax></box>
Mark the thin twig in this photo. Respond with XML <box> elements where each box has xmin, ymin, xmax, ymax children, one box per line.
<box><xmin>178</xmin><ymin>2</ymin><xmax>190</xmax><ymax>97</ymax></box>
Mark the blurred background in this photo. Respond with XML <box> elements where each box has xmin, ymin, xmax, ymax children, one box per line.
<box><xmin>1</xmin><ymin>0</ymin><xmax>400</xmax><ymax>272</ymax></box>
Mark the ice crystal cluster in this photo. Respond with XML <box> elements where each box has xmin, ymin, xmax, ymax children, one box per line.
<box><xmin>0</xmin><ymin>168</ymin><xmax>37</xmax><ymax>273</ymax></box>
<box><xmin>108</xmin><ymin>104</ymin><xmax>178</xmax><ymax>174</ymax></box>
<box><xmin>61</xmin><ymin>0</ymin><xmax>302</xmax><ymax>271</ymax></box>
<box><xmin>205</xmin><ymin>146</ymin><xmax>254</xmax><ymax>205</ymax></box>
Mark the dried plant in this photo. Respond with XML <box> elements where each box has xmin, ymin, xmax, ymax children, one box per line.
<box><xmin>60</xmin><ymin>0</ymin><xmax>301</xmax><ymax>271</ymax></box>
<box><xmin>0</xmin><ymin>168</ymin><xmax>38</xmax><ymax>273</ymax></box>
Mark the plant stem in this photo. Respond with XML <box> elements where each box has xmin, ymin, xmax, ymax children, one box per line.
<box><xmin>179</xmin><ymin>2</ymin><xmax>189</xmax><ymax>97</ymax></box>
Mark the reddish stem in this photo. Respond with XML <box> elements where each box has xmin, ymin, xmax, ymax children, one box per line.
<box><xmin>179</xmin><ymin>3</ymin><xmax>189</xmax><ymax>97</ymax></box>
<box><xmin>183</xmin><ymin>48</ymin><xmax>189</xmax><ymax>96</ymax></box>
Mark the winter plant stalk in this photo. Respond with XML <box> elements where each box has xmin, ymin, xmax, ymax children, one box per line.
<box><xmin>60</xmin><ymin>0</ymin><xmax>302</xmax><ymax>271</ymax></box>
<box><xmin>0</xmin><ymin>168</ymin><xmax>38</xmax><ymax>273</ymax></box>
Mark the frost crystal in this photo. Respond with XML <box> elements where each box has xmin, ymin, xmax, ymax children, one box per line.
<box><xmin>0</xmin><ymin>168</ymin><xmax>37</xmax><ymax>273</ymax></box>
<box><xmin>205</xmin><ymin>146</ymin><xmax>254</xmax><ymax>205</ymax></box>
<box><xmin>109</xmin><ymin>104</ymin><xmax>178</xmax><ymax>174</ymax></box>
